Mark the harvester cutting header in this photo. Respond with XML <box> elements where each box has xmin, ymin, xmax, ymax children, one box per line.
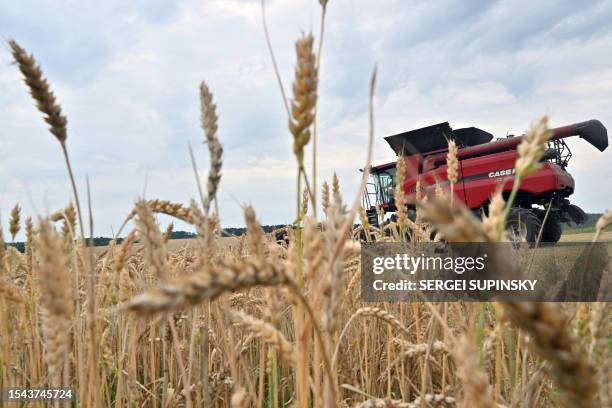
<box><xmin>363</xmin><ymin>120</ymin><xmax>608</xmax><ymax>243</ymax></box>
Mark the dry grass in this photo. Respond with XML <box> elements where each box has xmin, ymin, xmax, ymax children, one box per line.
<box><xmin>1</xmin><ymin>4</ymin><xmax>610</xmax><ymax>408</ymax></box>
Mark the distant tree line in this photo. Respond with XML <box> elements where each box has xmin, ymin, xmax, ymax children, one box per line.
<box><xmin>6</xmin><ymin>214</ymin><xmax>601</xmax><ymax>252</ymax></box>
<box><xmin>6</xmin><ymin>225</ymin><xmax>292</xmax><ymax>252</ymax></box>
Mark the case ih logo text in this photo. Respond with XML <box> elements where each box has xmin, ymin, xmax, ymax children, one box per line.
<box><xmin>488</xmin><ymin>168</ymin><xmax>516</xmax><ymax>178</ymax></box>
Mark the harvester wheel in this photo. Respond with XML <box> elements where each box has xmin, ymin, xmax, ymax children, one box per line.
<box><xmin>539</xmin><ymin>212</ymin><xmax>562</xmax><ymax>243</ymax></box>
<box><xmin>506</xmin><ymin>208</ymin><xmax>542</xmax><ymax>245</ymax></box>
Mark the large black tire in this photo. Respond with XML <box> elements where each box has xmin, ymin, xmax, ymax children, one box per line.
<box><xmin>539</xmin><ymin>212</ymin><xmax>562</xmax><ymax>243</ymax></box>
<box><xmin>506</xmin><ymin>208</ymin><xmax>542</xmax><ymax>245</ymax></box>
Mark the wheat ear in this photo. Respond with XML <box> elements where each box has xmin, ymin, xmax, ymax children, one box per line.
<box><xmin>24</xmin><ymin>217</ymin><xmax>34</xmax><ymax>271</ymax></box>
<box><xmin>515</xmin><ymin>116</ymin><xmax>553</xmax><ymax>178</ymax></box>
<box><xmin>301</xmin><ymin>187</ymin><xmax>309</xmax><ymax>218</ymax></box>
<box><xmin>349</xmin><ymin>307</ymin><xmax>411</xmax><ymax>338</ymax></box>
<box><xmin>417</xmin><ymin>195</ymin><xmax>489</xmax><ymax>242</ymax></box>
<box><xmin>359</xmin><ymin>206</ymin><xmax>371</xmax><ymax>242</ymax></box>
<box><xmin>395</xmin><ymin>156</ymin><xmax>410</xmax><ymax>235</ymax></box>
<box><xmin>482</xmin><ymin>189</ymin><xmax>506</xmax><ymax>241</ymax></box>
<box><xmin>126</xmin><ymin>257</ymin><xmax>292</xmax><ymax>314</ymax></box>
<box><xmin>128</xmin><ymin>199</ymin><xmax>194</xmax><ymax>224</ymax></box>
<box><xmin>200</xmin><ymin>82</ymin><xmax>223</xmax><ymax>214</ymax></box>
<box><xmin>593</xmin><ymin>210</ymin><xmax>612</xmax><ymax>242</ymax></box>
<box><xmin>9</xmin><ymin>203</ymin><xmax>21</xmax><ymax>242</ymax></box>
<box><xmin>113</xmin><ymin>230</ymin><xmax>136</xmax><ymax>275</ymax></box>
<box><xmin>446</xmin><ymin>139</ymin><xmax>458</xmax><ymax>185</ymax></box>
<box><xmin>9</xmin><ymin>40</ymin><xmax>67</xmax><ymax>143</ymax></box>
<box><xmin>393</xmin><ymin>340</ymin><xmax>447</xmax><ymax>360</ymax></box>
<box><xmin>36</xmin><ymin>219</ymin><xmax>73</xmax><ymax>385</ymax></box>
<box><xmin>163</xmin><ymin>222</ymin><xmax>174</xmax><ymax>243</ymax></box>
<box><xmin>0</xmin><ymin>279</ymin><xmax>24</xmax><ymax>303</ymax></box>
<box><xmin>500</xmin><ymin>302</ymin><xmax>598</xmax><ymax>407</ymax></box>
<box><xmin>0</xmin><ymin>224</ymin><xmax>6</xmax><ymax>277</ymax></box>
<box><xmin>289</xmin><ymin>33</ymin><xmax>317</xmax><ymax>167</ymax></box>
<box><xmin>0</xmin><ymin>227</ymin><xmax>21</xmax><ymax>302</ymax></box>
<box><xmin>332</xmin><ymin>172</ymin><xmax>340</xmax><ymax>200</ymax></box>
<box><xmin>322</xmin><ymin>180</ymin><xmax>330</xmax><ymax>215</ymax></box>
<box><xmin>134</xmin><ymin>199</ymin><xmax>169</xmax><ymax>280</ymax></box>
<box><xmin>333</xmin><ymin>307</ymin><xmax>412</xmax><ymax>369</ymax></box>
<box><xmin>230</xmin><ymin>310</ymin><xmax>297</xmax><ymax>365</ymax></box>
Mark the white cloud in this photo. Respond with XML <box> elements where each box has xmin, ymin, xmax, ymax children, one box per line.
<box><xmin>1</xmin><ymin>0</ymin><xmax>612</xmax><ymax>240</ymax></box>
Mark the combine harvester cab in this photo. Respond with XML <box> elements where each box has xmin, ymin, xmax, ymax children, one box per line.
<box><xmin>363</xmin><ymin>120</ymin><xmax>608</xmax><ymax>243</ymax></box>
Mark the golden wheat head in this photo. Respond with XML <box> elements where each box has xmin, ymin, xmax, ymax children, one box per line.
<box><xmin>289</xmin><ymin>32</ymin><xmax>317</xmax><ymax>166</ymax></box>
<box><xmin>9</xmin><ymin>39</ymin><xmax>67</xmax><ymax>144</ymax></box>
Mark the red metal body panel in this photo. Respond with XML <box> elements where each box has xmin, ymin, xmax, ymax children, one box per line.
<box><xmin>391</xmin><ymin>150</ymin><xmax>574</xmax><ymax>210</ymax></box>
<box><xmin>455</xmin><ymin>150</ymin><xmax>574</xmax><ymax>208</ymax></box>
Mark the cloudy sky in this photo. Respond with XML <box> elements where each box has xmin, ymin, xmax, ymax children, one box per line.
<box><xmin>2</xmin><ymin>0</ymin><xmax>612</xmax><ymax>239</ymax></box>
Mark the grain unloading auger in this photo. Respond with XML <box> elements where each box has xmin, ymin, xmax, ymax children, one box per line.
<box><xmin>363</xmin><ymin>120</ymin><xmax>608</xmax><ymax>243</ymax></box>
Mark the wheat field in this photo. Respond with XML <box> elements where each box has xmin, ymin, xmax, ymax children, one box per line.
<box><xmin>1</xmin><ymin>2</ymin><xmax>611</xmax><ymax>407</ymax></box>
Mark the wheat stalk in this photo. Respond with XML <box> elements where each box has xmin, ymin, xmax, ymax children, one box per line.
<box><xmin>9</xmin><ymin>41</ymin><xmax>96</xmax><ymax>396</ymax></box>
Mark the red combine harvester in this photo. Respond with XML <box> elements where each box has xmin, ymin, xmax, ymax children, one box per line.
<box><xmin>363</xmin><ymin>120</ymin><xmax>608</xmax><ymax>242</ymax></box>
